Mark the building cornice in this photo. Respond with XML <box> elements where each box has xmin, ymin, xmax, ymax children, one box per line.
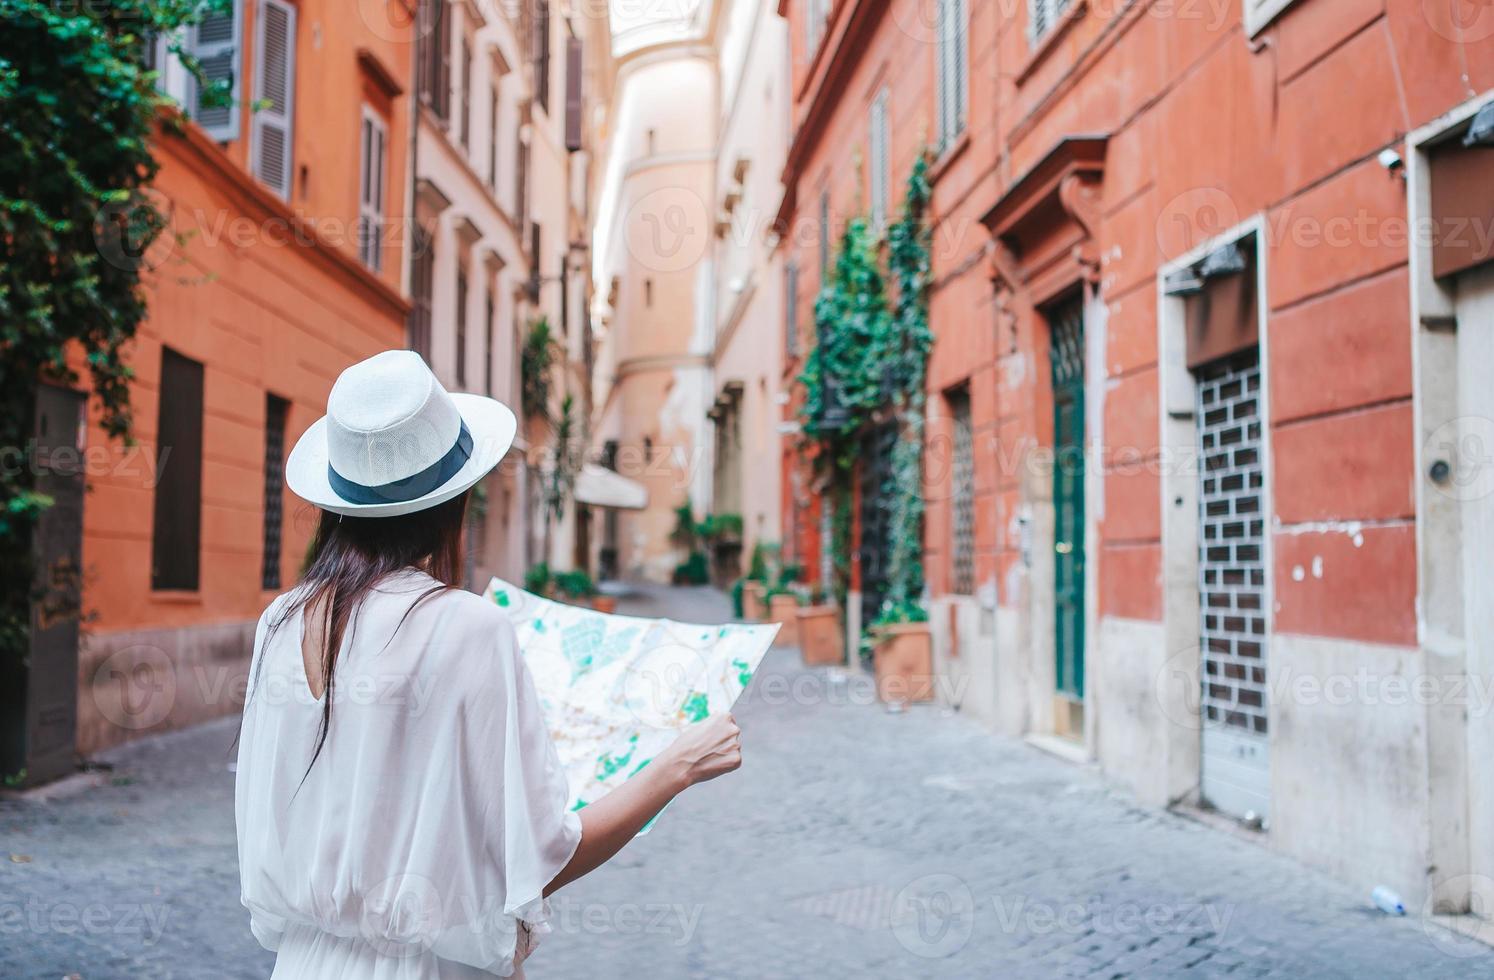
<box><xmin>155</xmin><ymin>108</ymin><xmax>411</xmax><ymax>319</ymax></box>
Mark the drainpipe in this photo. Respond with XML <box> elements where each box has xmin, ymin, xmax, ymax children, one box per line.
<box><xmin>404</xmin><ymin>6</ymin><xmax>422</xmax><ymax>319</ymax></box>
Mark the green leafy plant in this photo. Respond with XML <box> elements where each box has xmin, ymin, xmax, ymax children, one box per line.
<box><xmin>0</xmin><ymin>0</ymin><xmax>231</xmax><ymax>748</ymax></box>
<box><xmin>795</xmin><ymin>154</ymin><xmax>935</xmax><ymax>656</ymax></box>
<box><xmin>552</xmin><ymin>569</ymin><xmax>594</xmax><ymax>600</ymax></box>
<box><xmin>745</xmin><ymin>540</ymin><xmax>779</xmax><ymax>583</ymax></box>
<box><xmin>545</xmin><ymin>394</ymin><xmax>579</xmax><ymax>522</ymax></box>
<box><xmin>696</xmin><ymin>512</ymin><xmax>743</xmax><ymax>542</ymax></box>
<box><xmin>523</xmin><ymin>562</ymin><xmax>552</xmax><ymax>595</ymax></box>
<box><xmin>520</xmin><ymin>316</ymin><xmax>557</xmax><ymax>420</ymax></box>
<box><xmin>671</xmin><ymin>551</ymin><xmax>709</xmax><ymax>585</ymax></box>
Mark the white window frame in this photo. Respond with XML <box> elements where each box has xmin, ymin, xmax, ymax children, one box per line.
<box><xmin>1244</xmin><ymin>0</ymin><xmax>1300</xmax><ymax>37</ymax></box>
<box><xmin>1028</xmin><ymin>0</ymin><xmax>1072</xmax><ymax>47</ymax></box>
<box><xmin>936</xmin><ymin>0</ymin><xmax>968</xmax><ymax>152</ymax></box>
<box><xmin>358</xmin><ymin>105</ymin><xmax>388</xmax><ymax>272</ymax></box>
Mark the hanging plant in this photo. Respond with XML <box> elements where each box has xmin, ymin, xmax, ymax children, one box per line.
<box><xmin>0</xmin><ymin>0</ymin><xmax>232</xmax><ymax>745</ymax></box>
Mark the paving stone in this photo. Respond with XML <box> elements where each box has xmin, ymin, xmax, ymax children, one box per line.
<box><xmin>1</xmin><ymin>583</ymin><xmax>1488</xmax><ymax>978</ymax></box>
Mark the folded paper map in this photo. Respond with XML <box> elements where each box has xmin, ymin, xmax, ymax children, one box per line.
<box><xmin>485</xmin><ymin>578</ymin><xmax>779</xmax><ymax>825</ymax></box>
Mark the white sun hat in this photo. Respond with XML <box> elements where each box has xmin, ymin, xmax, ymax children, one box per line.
<box><xmin>285</xmin><ymin>349</ymin><xmax>517</xmax><ymax>518</ymax></box>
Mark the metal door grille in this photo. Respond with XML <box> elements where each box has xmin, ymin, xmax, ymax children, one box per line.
<box><xmin>1197</xmin><ymin>352</ymin><xmax>1267</xmax><ymax>733</ymax></box>
<box><xmin>1196</xmin><ymin>349</ymin><xmax>1269</xmax><ymax>819</ymax></box>
<box><xmin>950</xmin><ymin>391</ymin><xmax>975</xmax><ymax>595</ymax></box>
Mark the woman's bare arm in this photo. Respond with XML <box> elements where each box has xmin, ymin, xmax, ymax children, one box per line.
<box><xmin>545</xmin><ymin>713</ymin><xmax>741</xmax><ymax>896</ymax></box>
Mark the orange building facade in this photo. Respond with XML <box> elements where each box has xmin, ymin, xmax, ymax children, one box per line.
<box><xmin>777</xmin><ymin>0</ymin><xmax>1494</xmax><ymax>912</ymax></box>
<box><xmin>75</xmin><ymin>0</ymin><xmax>414</xmax><ymax>756</ymax></box>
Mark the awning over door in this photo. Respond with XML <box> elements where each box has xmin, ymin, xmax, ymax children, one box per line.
<box><xmin>573</xmin><ymin>464</ymin><xmax>647</xmax><ymax>510</ymax></box>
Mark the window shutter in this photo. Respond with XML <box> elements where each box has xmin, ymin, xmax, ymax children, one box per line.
<box><xmin>490</xmin><ymin>84</ymin><xmax>501</xmax><ymax>188</ymax></box>
<box><xmin>785</xmin><ymin>262</ymin><xmax>799</xmax><ymax>358</ymax></box>
<box><xmin>192</xmin><ymin>0</ymin><xmax>241</xmax><ymax>141</ymax></box>
<box><xmin>358</xmin><ymin>110</ymin><xmax>388</xmax><ymax>271</ymax></box>
<box><xmin>869</xmin><ymin>89</ymin><xmax>889</xmax><ymax>230</ymax></box>
<box><xmin>935</xmin><ymin>0</ymin><xmax>952</xmax><ymax>150</ymax></box>
<box><xmin>151</xmin><ymin>349</ymin><xmax>204</xmax><ymax>591</ymax></box>
<box><xmin>564</xmin><ymin>36</ymin><xmax>584</xmax><ymax>152</ymax></box>
<box><xmin>460</xmin><ymin>38</ymin><xmax>472</xmax><ymax>148</ymax></box>
<box><xmin>954</xmin><ymin>0</ymin><xmax>968</xmax><ymax>134</ymax></box>
<box><xmin>251</xmin><ymin>0</ymin><xmax>296</xmax><ymax>199</ymax></box>
<box><xmin>456</xmin><ymin>268</ymin><xmax>469</xmax><ymax>387</ymax></box>
<box><xmin>534</xmin><ymin>0</ymin><xmax>552</xmax><ymax>112</ymax></box>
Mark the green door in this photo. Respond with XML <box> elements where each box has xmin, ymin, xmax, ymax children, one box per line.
<box><xmin>1049</xmin><ymin>299</ymin><xmax>1086</xmax><ymax>700</ymax></box>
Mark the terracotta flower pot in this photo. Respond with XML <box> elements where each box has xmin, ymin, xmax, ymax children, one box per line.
<box><xmin>871</xmin><ymin>622</ymin><xmax>934</xmax><ymax>704</ymax></box>
<box><xmin>590</xmin><ymin>595</ymin><xmax>618</xmax><ymax>614</ymax></box>
<box><xmin>796</xmin><ymin>605</ymin><xmax>843</xmax><ymax>667</ymax></box>
<box><xmin>741</xmin><ymin>581</ymin><xmax>767</xmax><ymax>621</ymax></box>
<box><xmin>768</xmin><ymin>593</ymin><xmax>801</xmax><ymax>646</ymax></box>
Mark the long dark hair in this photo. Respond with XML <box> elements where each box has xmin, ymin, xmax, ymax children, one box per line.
<box><xmin>254</xmin><ymin>492</ymin><xmax>469</xmax><ymax>781</ymax></box>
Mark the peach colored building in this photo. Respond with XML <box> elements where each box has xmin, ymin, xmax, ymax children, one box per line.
<box><xmin>590</xmin><ymin>4</ymin><xmax>719</xmax><ymax>582</ymax></box>
<box><xmin>777</xmin><ymin>0</ymin><xmax>1494</xmax><ymax>914</ymax></box>
<box><xmin>74</xmin><ymin>0</ymin><xmax>413</xmax><ymax>758</ymax></box>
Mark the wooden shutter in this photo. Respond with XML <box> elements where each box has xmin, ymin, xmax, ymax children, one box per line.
<box><xmin>251</xmin><ymin>0</ymin><xmax>296</xmax><ymax>199</ymax></box>
<box><xmin>460</xmin><ymin>37</ymin><xmax>472</xmax><ymax>148</ymax></box>
<box><xmin>358</xmin><ymin>109</ymin><xmax>387</xmax><ymax>271</ymax></box>
<box><xmin>534</xmin><ymin>0</ymin><xmax>551</xmax><ymax>112</ymax></box>
<box><xmin>489</xmin><ymin>84</ymin><xmax>501</xmax><ymax>189</ymax></box>
<box><xmin>151</xmin><ymin>349</ymin><xmax>204</xmax><ymax>591</ymax></box>
<box><xmin>785</xmin><ymin>261</ymin><xmax>799</xmax><ymax>358</ymax></box>
<box><xmin>564</xmin><ymin>37</ymin><xmax>584</xmax><ymax>152</ymax></box>
<box><xmin>261</xmin><ymin>394</ymin><xmax>289</xmax><ymax>591</ymax></box>
<box><xmin>409</xmin><ymin>226</ymin><xmax>434</xmax><ymax>357</ymax></box>
<box><xmin>869</xmin><ymin>89</ymin><xmax>889</xmax><ymax>229</ymax></box>
<box><xmin>485</xmin><ymin>292</ymin><xmax>496</xmax><ymax>396</ymax></box>
<box><xmin>954</xmin><ymin>0</ymin><xmax>968</xmax><ymax>134</ymax></box>
<box><xmin>192</xmin><ymin>0</ymin><xmax>240</xmax><ymax>141</ymax></box>
<box><xmin>456</xmin><ymin>268</ymin><xmax>469</xmax><ymax>387</ymax></box>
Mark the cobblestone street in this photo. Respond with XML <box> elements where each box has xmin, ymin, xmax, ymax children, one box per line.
<box><xmin>3</xmin><ymin>585</ymin><xmax>1490</xmax><ymax>978</ymax></box>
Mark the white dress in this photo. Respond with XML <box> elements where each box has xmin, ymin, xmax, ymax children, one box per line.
<box><xmin>235</xmin><ymin>569</ymin><xmax>582</xmax><ymax>978</ymax></box>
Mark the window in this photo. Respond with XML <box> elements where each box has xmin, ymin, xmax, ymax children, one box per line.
<box><xmin>251</xmin><ymin>0</ymin><xmax>296</xmax><ymax>198</ymax></box>
<box><xmin>533</xmin><ymin>0</ymin><xmax>551</xmax><ymax>113</ymax></box>
<box><xmin>261</xmin><ymin>394</ymin><xmax>289</xmax><ymax>591</ymax></box>
<box><xmin>559</xmin><ymin>257</ymin><xmax>570</xmax><ymax>337</ymax></box>
<box><xmin>818</xmin><ymin>190</ymin><xmax>831</xmax><ymax>278</ymax></box>
<box><xmin>936</xmin><ymin>0</ymin><xmax>968</xmax><ymax>152</ymax></box>
<box><xmin>409</xmin><ymin>226</ymin><xmax>434</xmax><ymax>357</ymax></box>
<box><xmin>1028</xmin><ymin>0</ymin><xmax>1072</xmax><ymax>45</ymax></box>
<box><xmin>868</xmin><ymin>88</ymin><xmax>890</xmax><ymax>231</ymax></box>
<box><xmin>1244</xmin><ymin>0</ymin><xmax>1299</xmax><ymax>37</ymax></box>
<box><xmin>784</xmin><ymin>261</ymin><xmax>800</xmax><ymax>358</ymax></box>
<box><xmin>418</xmin><ymin>0</ymin><xmax>450</xmax><ymax>122</ymax></box>
<box><xmin>804</xmin><ymin>0</ymin><xmax>831</xmax><ymax>57</ymax></box>
<box><xmin>460</xmin><ymin>36</ymin><xmax>472</xmax><ymax>149</ymax></box>
<box><xmin>151</xmin><ymin>348</ymin><xmax>204</xmax><ymax>591</ymax></box>
<box><xmin>456</xmin><ymin>267</ymin><xmax>469</xmax><ymax>387</ymax></box>
<box><xmin>191</xmin><ymin>0</ymin><xmax>241</xmax><ymax>141</ymax></box>
<box><xmin>516</xmin><ymin>137</ymin><xmax>530</xmax><ymax>233</ymax></box>
<box><xmin>948</xmin><ymin>388</ymin><xmax>975</xmax><ymax>595</ymax></box>
<box><xmin>489</xmin><ymin>83</ymin><xmax>501</xmax><ymax>191</ymax></box>
<box><xmin>528</xmin><ymin>222</ymin><xmax>542</xmax><ymax>301</ymax></box>
<box><xmin>485</xmin><ymin>292</ymin><xmax>496</xmax><ymax>396</ymax></box>
<box><xmin>358</xmin><ymin>107</ymin><xmax>388</xmax><ymax>271</ymax></box>
<box><xmin>564</xmin><ymin>37</ymin><xmax>584</xmax><ymax>151</ymax></box>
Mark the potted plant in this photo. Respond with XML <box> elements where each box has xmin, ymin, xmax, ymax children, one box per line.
<box><xmin>740</xmin><ymin>579</ymin><xmax>767</xmax><ymax>620</ymax></box>
<box><xmin>766</xmin><ymin>586</ymin><xmax>803</xmax><ymax>646</ymax></box>
<box><xmin>737</xmin><ymin>541</ymin><xmax>777</xmax><ymax>620</ymax></box>
<box><xmin>796</xmin><ymin>589</ymin><xmax>844</xmax><ymax>667</ymax></box>
<box><xmin>864</xmin><ymin>599</ymin><xmax>933</xmax><ymax>704</ymax></box>
<box><xmin>553</xmin><ymin>569</ymin><xmax>616</xmax><ymax>613</ymax></box>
